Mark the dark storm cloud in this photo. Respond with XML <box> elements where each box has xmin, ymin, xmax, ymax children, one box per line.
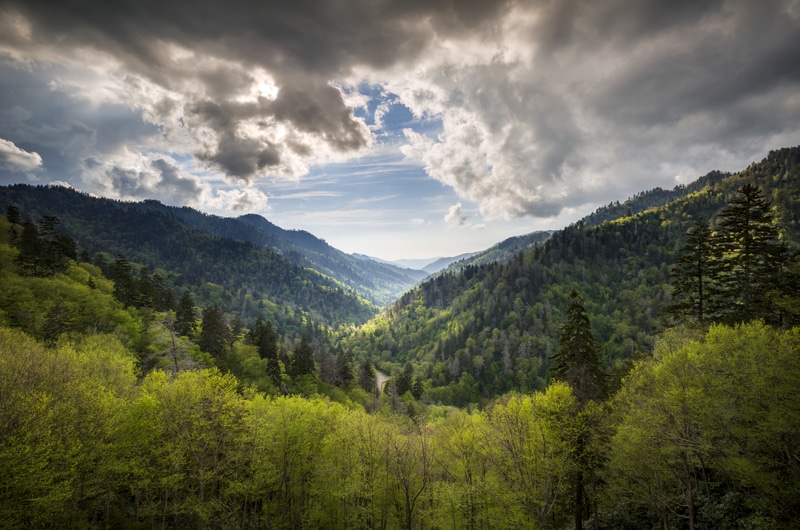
<box><xmin>1</xmin><ymin>0</ymin><xmax>800</xmax><ymax>218</ymax></box>
<box><xmin>1</xmin><ymin>0</ymin><xmax>516</xmax><ymax>179</ymax></box>
<box><xmin>196</xmin><ymin>133</ymin><xmax>282</xmax><ymax>180</ymax></box>
<box><xmin>107</xmin><ymin>158</ymin><xmax>204</xmax><ymax>203</ymax></box>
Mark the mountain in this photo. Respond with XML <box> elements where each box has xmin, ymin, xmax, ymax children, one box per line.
<box><xmin>439</xmin><ymin>231</ymin><xmax>554</xmax><ymax>273</ymax></box>
<box><xmin>234</xmin><ymin>214</ymin><xmax>425</xmax><ymax>305</ymax></box>
<box><xmin>391</xmin><ymin>257</ymin><xmax>442</xmax><ymax>270</ymax></box>
<box><xmin>0</xmin><ymin>184</ymin><xmax>378</xmax><ymax>332</ymax></box>
<box><xmin>343</xmin><ymin>147</ymin><xmax>800</xmax><ymax>406</ymax></box>
<box><xmin>421</xmin><ymin>253</ymin><xmax>479</xmax><ymax>274</ymax></box>
<box><xmin>66</xmin><ymin>196</ymin><xmax>421</xmax><ymax>307</ymax></box>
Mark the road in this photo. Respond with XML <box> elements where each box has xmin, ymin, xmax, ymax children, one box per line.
<box><xmin>375</xmin><ymin>369</ymin><xmax>389</xmax><ymax>394</ymax></box>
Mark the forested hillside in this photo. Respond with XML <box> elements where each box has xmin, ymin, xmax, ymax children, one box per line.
<box><xmin>0</xmin><ymin>185</ymin><xmax>378</xmax><ymax>333</ymax></box>
<box><xmin>344</xmin><ymin>147</ymin><xmax>800</xmax><ymax>405</ymax></box>
<box><xmin>1</xmin><ymin>149</ymin><xmax>800</xmax><ymax>529</ymax></box>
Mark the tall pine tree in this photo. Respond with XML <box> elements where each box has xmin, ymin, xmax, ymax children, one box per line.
<box><xmin>174</xmin><ymin>291</ymin><xmax>197</xmax><ymax>337</ymax></box>
<box><xmin>290</xmin><ymin>335</ymin><xmax>316</xmax><ymax>377</ymax></box>
<box><xmin>715</xmin><ymin>184</ymin><xmax>785</xmax><ymax>324</ymax></box>
<box><xmin>551</xmin><ymin>289</ymin><xmax>604</xmax><ymax>404</ymax></box>
<box><xmin>550</xmin><ymin>288</ymin><xmax>605</xmax><ymax>530</ymax></box>
<box><xmin>667</xmin><ymin>218</ymin><xmax>722</xmax><ymax>324</ymax></box>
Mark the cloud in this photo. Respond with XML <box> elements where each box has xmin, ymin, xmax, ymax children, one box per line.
<box><xmin>1</xmin><ymin>0</ymin><xmax>799</xmax><ymax>225</ymax></box>
<box><xmin>203</xmin><ymin>186</ymin><xmax>269</xmax><ymax>213</ymax></box>
<box><xmin>0</xmin><ymin>137</ymin><xmax>42</xmax><ymax>172</ymax></box>
<box><xmin>104</xmin><ymin>157</ymin><xmax>204</xmax><ymax>204</ymax></box>
<box><xmin>444</xmin><ymin>203</ymin><xmax>469</xmax><ymax>227</ymax></box>
<box><xmin>389</xmin><ymin>0</ymin><xmax>800</xmax><ymax>219</ymax></box>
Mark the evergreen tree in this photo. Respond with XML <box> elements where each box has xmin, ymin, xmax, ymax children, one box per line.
<box><xmin>336</xmin><ymin>348</ymin><xmax>355</xmax><ymax>387</ymax></box>
<box><xmin>550</xmin><ymin>288</ymin><xmax>605</xmax><ymax>530</ymax></box>
<box><xmin>174</xmin><ymin>291</ymin><xmax>197</xmax><ymax>337</ymax></box>
<box><xmin>135</xmin><ymin>266</ymin><xmax>155</xmax><ymax>308</ymax></box>
<box><xmin>247</xmin><ymin>315</ymin><xmax>278</xmax><ymax>360</ymax></box>
<box><xmin>358</xmin><ymin>358</ymin><xmax>377</xmax><ymax>395</ymax></box>
<box><xmin>16</xmin><ymin>220</ymin><xmax>44</xmax><ymax>275</ymax></box>
<box><xmin>111</xmin><ymin>255</ymin><xmax>136</xmax><ymax>307</ymax></box>
<box><xmin>715</xmin><ymin>184</ymin><xmax>785</xmax><ymax>324</ymax></box>
<box><xmin>5</xmin><ymin>205</ymin><xmax>20</xmax><ymax>225</ymax></box>
<box><xmin>397</xmin><ymin>361</ymin><xmax>414</xmax><ymax>396</ymax></box>
<box><xmin>38</xmin><ymin>215</ymin><xmax>73</xmax><ymax>274</ymax></box>
<box><xmin>5</xmin><ymin>205</ymin><xmax>20</xmax><ymax>242</ymax></box>
<box><xmin>290</xmin><ymin>335</ymin><xmax>316</xmax><ymax>377</ymax></box>
<box><xmin>198</xmin><ymin>306</ymin><xmax>231</xmax><ymax>368</ymax></box>
<box><xmin>551</xmin><ymin>289</ymin><xmax>604</xmax><ymax>404</ymax></box>
<box><xmin>411</xmin><ymin>376</ymin><xmax>425</xmax><ymax>400</ymax></box>
<box><xmin>247</xmin><ymin>315</ymin><xmax>283</xmax><ymax>384</ymax></box>
<box><xmin>667</xmin><ymin>219</ymin><xmax>721</xmax><ymax>324</ymax></box>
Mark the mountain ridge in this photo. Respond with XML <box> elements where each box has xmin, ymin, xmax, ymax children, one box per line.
<box><xmin>343</xmin><ymin>146</ymin><xmax>800</xmax><ymax>405</ymax></box>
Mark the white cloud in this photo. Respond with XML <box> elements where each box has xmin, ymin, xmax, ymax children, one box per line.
<box><xmin>202</xmin><ymin>186</ymin><xmax>269</xmax><ymax>213</ymax></box>
<box><xmin>444</xmin><ymin>203</ymin><xmax>469</xmax><ymax>227</ymax></box>
<box><xmin>0</xmin><ymin>137</ymin><xmax>42</xmax><ymax>172</ymax></box>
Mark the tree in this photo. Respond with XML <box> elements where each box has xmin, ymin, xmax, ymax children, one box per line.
<box><xmin>397</xmin><ymin>361</ymin><xmax>414</xmax><ymax>396</ymax></box>
<box><xmin>247</xmin><ymin>315</ymin><xmax>278</xmax><ymax>361</ymax></box>
<box><xmin>667</xmin><ymin>218</ymin><xmax>721</xmax><ymax>324</ymax></box>
<box><xmin>38</xmin><ymin>215</ymin><xmax>74</xmax><ymax>274</ymax></box>
<box><xmin>245</xmin><ymin>315</ymin><xmax>283</xmax><ymax>385</ymax></box>
<box><xmin>290</xmin><ymin>335</ymin><xmax>316</xmax><ymax>377</ymax></box>
<box><xmin>358</xmin><ymin>359</ymin><xmax>377</xmax><ymax>395</ymax></box>
<box><xmin>715</xmin><ymin>184</ymin><xmax>785</xmax><ymax>324</ymax></box>
<box><xmin>550</xmin><ymin>289</ymin><xmax>604</xmax><ymax>405</ymax></box>
<box><xmin>174</xmin><ymin>290</ymin><xmax>197</xmax><ymax>337</ymax></box>
<box><xmin>15</xmin><ymin>219</ymin><xmax>44</xmax><ymax>275</ymax></box>
<box><xmin>198</xmin><ymin>306</ymin><xmax>231</xmax><ymax>369</ymax></box>
<box><xmin>111</xmin><ymin>255</ymin><xmax>136</xmax><ymax>307</ymax></box>
<box><xmin>5</xmin><ymin>205</ymin><xmax>20</xmax><ymax>225</ymax></box>
<box><xmin>336</xmin><ymin>348</ymin><xmax>355</xmax><ymax>387</ymax></box>
<box><xmin>550</xmin><ymin>288</ymin><xmax>605</xmax><ymax>530</ymax></box>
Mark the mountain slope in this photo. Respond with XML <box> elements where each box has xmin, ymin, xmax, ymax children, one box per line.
<box><xmin>344</xmin><ymin>147</ymin><xmax>800</xmax><ymax>406</ymax></box>
<box><xmin>0</xmin><ymin>185</ymin><xmax>378</xmax><ymax>332</ymax></box>
<box><xmin>236</xmin><ymin>214</ymin><xmax>425</xmax><ymax>305</ymax></box>
<box><xmin>73</xmin><ymin>197</ymin><xmax>422</xmax><ymax>306</ymax></box>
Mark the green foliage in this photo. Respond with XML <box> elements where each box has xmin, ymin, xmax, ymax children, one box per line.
<box><xmin>668</xmin><ymin>185</ymin><xmax>799</xmax><ymax>327</ymax></box>
<box><xmin>0</xmin><ymin>316</ymin><xmax>797</xmax><ymax>529</ymax></box>
<box><xmin>0</xmin><ymin>184</ymin><xmax>379</xmax><ymax>336</ymax></box>
<box><xmin>604</xmin><ymin>322</ymin><xmax>800</xmax><ymax>528</ymax></box>
<box><xmin>344</xmin><ymin>147</ymin><xmax>800</xmax><ymax>405</ymax></box>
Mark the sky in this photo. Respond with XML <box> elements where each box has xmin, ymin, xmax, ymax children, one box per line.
<box><xmin>1</xmin><ymin>0</ymin><xmax>799</xmax><ymax>261</ymax></box>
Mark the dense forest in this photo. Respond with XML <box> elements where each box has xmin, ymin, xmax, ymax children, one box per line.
<box><xmin>0</xmin><ymin>185</ymin><xmax>382</xmax><ymax>335</ymax></box>
<box><xmin>344</xmin><ymin>147</ymin><xmax>800</xmax><ymax>405</ymax></box>
<box><xmin>1</xmin><ymin>147</ymin><xmax>800</xmax><ymax>529</ymax></box>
